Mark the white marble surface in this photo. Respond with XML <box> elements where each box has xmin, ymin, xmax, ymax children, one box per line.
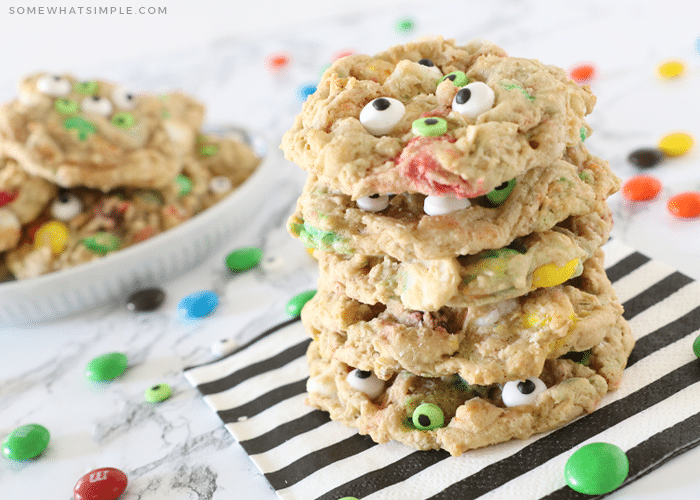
<box><xmin>2</xmin><ymin>0</ymin><xmax>700</xmax><ymax>498</ymax></box>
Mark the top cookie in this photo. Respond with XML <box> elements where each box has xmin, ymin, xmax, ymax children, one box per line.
<box><xmin>281</xmin><ymin>37</ymin><xmax>595</xmax><ymax>199</ymax></box>
<box><xmin>0</xmin><ymin>73</ymin><xmax>205</xmax><ymax>191</ymax></box>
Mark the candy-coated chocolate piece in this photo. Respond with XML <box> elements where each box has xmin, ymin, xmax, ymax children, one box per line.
<box><xmin>211</xmin><ymin>338</ymin><xmax>237</xmax><ymax>358</ymax></box>
<box><xmin>225</xmin><ymin>246</ymin><xmax>263</xmax><ymax>272</ymax></box>
<box><xmin>423</xmin><ymin>194</ymin><xmax>471</xmax><ymax>216</ymax></box>
<box><xmin>126</xmin><ymin>287</ymin><xmax>166</xmax><ymax>312</ymax></box>
<box><xmin>621</xmin><ymin>175</ymin><xmax>662</xmax><ymax>202</ymax></box>
<box><xmin>486</xmin><ymin>179</ymin><xmax>516</xmax><ymax>205</ymax></box>
<box><xmin>85</xmin><ymin>352</ymin><xmax>128</xmax><ymax>381</ymax></box>
<box><xmin>667</xmin><ymin>192</ymin><xmax>700</xmax><ymax>219</ymax></box>
<box><xmin>440</xmin><ymin>71</ymin><xmax>469</xmax><ymax>87</ymax></box>
<box><xmin>395</xmin><ymin>17</ymin><xmax>415</xmax><ymax>33</ymax></box>
<box><xmin>451</xmin><ymin>82</ymin><xmax>495</xmax><ymax>119</ymax></box>
<box><xmin>412</xmin><ymin>403</ymin><xmax>444</xmax><ymax>430</ymax></box>
<box><xmin>178</xmin><ymin>290</ymin><xmax>219</xmax><ymax>319</ymax></box>
<box><xmin>532</xmin><ymin>258</ymin><xmax>580</xmax><ymax>288</ymax></box>
<box><xmin>111</xmin><ymin>112</ymin><xmax>135</xmax><ymax>129</ymax></box>
<box><xmin>81</xmin><ymin>232</ymin><xmax>121</xmax><ymax>254</ymax></box>
<box><xmin>693</xmin><ymin>334</ymin><xmax>700</xmax><ymax>358</ymax></box>
<box><xmin>74</xmin><ymin>80</ymin><xmax>99</xmax><ymax>95</ymax></box>
<box><xmin>37</xmin><ymin>74</ymin><xmax>71</xmax><ymax>96</ymax></box>
<box><xmin>0</xmin><ymin>190</ymin><xmax>19</xmax><ymax>208</ymax></box>
<box><xmin>265</xmin><ymin>52</ymin><xmax>291</xmax><ymax>72</ymax></box>
<box><xmin>54</xmin><ymin>98</ymin><xmax>79</xmax><ymax>114</ymax></box>
<box><xmin>331</xmin><ymin>49</ymin><xmax>356</xmax><ymax>61</ymax></box>
<box><xmin>51</xmin><ymin>191</ymin><xmax>83</xmax><ymax>220</ymax></box>
<box><xmin>627</xmin><ymin>148</ymin><xmax>664</xmax><ymax>169</ymax></box>
<box><xmin>73</xmin><ymin>467</ymin><xmax>128</xmax><ymax>500</ymax></box>
<box><xmin>63</xmin><ymin>116</ymin><xmax>97</xmax><ymax>141</ymax></box>
<box><xmin>658</xmin><ymin>132</ymin><xmax>693</xmax><ymax>156</ymax></box>
<box><xmin>199</xmin><ymin>144</ymin><xmax>218</xmax><ymax>157</ymax></box>
<box><xmin>657</xmin><ymin>59</ymin><xmax>685</xmax><ymax>79</ymax></box>
<box><xmin>412</xmin><ymin>117</ymin><xmax>448</xmax><ymax>137</ymax></box>
<box><xmin>1</xmin><ymin>424</ymin><xmax>50</xmax><ymax>460</ymax></box>
<box><xmin>568</xmin><ymin>62</ymin><xmax>597</xmax><ymax>83</ymax></box>
<box><xmin>346</xmin><ymin>369</ymin><xmax>385</xmax><ymax>399</ymax></box>
<box><xmin>359</xmin><ymin>97</ymin><xmax>405</xmax><ymax>136</ymax></box>
<box><xmin>175</xmin><ymin>174</ymin><xmax>193</xmax><ymax>196</ymax></box>
<box><xmin>144</xmin><ymin>383</ymin><xmax>172</xmax><ymax>403</ymax></box>
<box><xmin>298</xmin><ymin>83</ymin><xmax>317</xmax><ymax>101</ymax></box>
<box><xmin>564</xmin><ymin>442</ymin><xmax>629</xmax><ymax>495</ymax></box>
<box><xmin>356</xmin><ymin>194</ymin><xmax>390</xmax><ymax>212</ymax></box>
<box><xmin>286</xmin><ymin>290</ymin><xmax>317</xmax><ymax>317</ymax></box>
<box><xmin>34</xmin><ymin>221</ymin><xmax>69</xmax><ymax>254</ymax></box>
<box><xmin>502</xmin><ymin>377</ymin><xmax>547</xmax><ymax>407</ymax></box>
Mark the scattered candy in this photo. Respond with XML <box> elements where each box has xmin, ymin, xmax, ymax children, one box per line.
<box><xmin>346</xmin><ymin>369</ymin><xmax>385</xmax><ymax>399</ymax></box>
<box><xmin>412</xmin><ymin>117</ymin><xmax>447</xmax><ymax>137</ymax></box>
<box><xmin>37</xmin><ymin>74</ymin><xmax>71</xmax><ymax>96</ymax></box>
<box><xmin>126</xmin><ymin>287</ymin><xmax>166</xmax><ymax>312</ymax></box>
<box><xmin>568</xmin><ymin>62</ymin><xmax>597</xmax><ymax>84</ymax></box>
<box><xmin>658</xmin><ymin>132</ymin><xmax>693</xmax><ymax>156</ymax></box>
<box><xmin>412</xmin><ymin>403</ymin><xmax>444</xmax><ymax>430</ymax></box>
<box><xmin>50</xmin><ymin>191</ymin><xmax>83</xmax><ymax>220</ymax></box>
<box><xmin>63</xmin><ymin>116</ymin><xmax>97</xmax><ymax>141</ymax></box>
<box><xmin>286</xmin><ymin>290</ymin><xmax>317</xmax><ymax>317</ymax></box>
<box><xmin>74</xmin><ymin>80</ymin><xmax>99</xmax><ymax>95</ymax></box>
<box><xmin>532</xmin><ymin>258</ymin><xmax>580</xmax><ymax>288</ymax></box>
<box><xmin>110</xmin><ymin>112</ymin><xmax>135</xmax><ymax>129</ymax></box>
<box><xmin>265</xmin><ymin>52</ymin><xmax>291</xmax><ymax>72</ymax></box>
<box><xmin>501</xmin><ymin>377</ymin><xmax>547</xmax><ymax>407</ymax></box>
<box><xmin>85</xmin><ymin>352</ymin><xmax>128</xmax><ymax>382</ymax></box>
<box><xmin>693</xmin><ymin>334</ymin><xmax>700</xmax><ymax>358</ymax></box>
<box><xmin>440</xmin><ymin>71</ymin><xmax>469</xmax><ymax>87</ymax></box>
<box><xmin>34</xmin><ymin>220</ymin><xmax>69</xmax><ymax>254</ymax></box>
<box><xmin>298</xmin><ymin>84</ymin><xmax>317</xmax><ymax>101</ymax></box>
<box><xmin>667</xmin><ymin>192</ymin><xmax>700</xmax><ymax>219</ymax></box>
<box><xmin>81</xmin><ymin>95</ymin><xmax>113</xmax><ymax>117</ymax></box>
<box><xmin>356</xmin><ymin>194</ymin><xmax>390</xmax><ymax>212</ymax></box>
<box><xmin>175</xmin><ymin>174</ymin><xmax>193</xmax><ymax>196</ymax></box>
<box><xmin>360</xmin><ymin>97</ymin><xmax>405</xmax><ymax>136</ymax></box>
<box><xmin>178</xmin><ymin>290</ymin><xmax>219</xmax><ymax>319</ymax></box>
<box><xmin>144</xmin><ymin>383</ymin><xmax>172</xmax><ymax>403</ymax></box>
<box><xmin>451</xmin><ymin>82</ymin><xmax>496</xmax><ymax>119</ymax></box>
<box><xmin>130</xmin><ymin>226</ymin><xmax>157</xmax><ymax>244</ymax></box>
<box><xmin>1</xmin><ymin>423</ymin><xmax>50</xmax><ymax>460</ymax></box>
<box><xmin>394</xmin><ymin>18</ymin><xmax>415</xmax><ymax>33</ymax></box>
<box><xmin>225</xmin><ymin>246</ymin><xmax>263</xmax><ymax>272</ymax></box>
<box><xmin>423</xmin><ymin>194</ymin><xmax>470</xmax><ymax>215</ymax></box>
<box><xmin>486</xmin><ymin>179</ymin><xmax>516</xmax><ymax>205</ymax></box>
<box><xmin>55</xmin><ymin>98</ymin><xmax>79</xmax><ymax>114</ymax></box>
<box><xmin>621</xmin><ymin>175</ymin><xmax>662</xmax><ymax>202</ymax></box>
<box><xmin>211</xmin><ymin>338</ymin><xmax>237</xmax><ymax>358</ymax></box>
<box><xmin>0</xmin><ymin>189</ymin><xmax>19</xmax><ymax>208</ymax></box>
<box><xmin>81</xmin><ymin>231</ymin><xmax>121</xmax><ymax>255</ymax></box>
<box><xmin>73</xmin><ymin>467</ymin><xmax>128</xmax><ymax>500</ymax></box>
<box><xmin>627</xmin><ymin>148</ymin><xmax>664</xmax><ymax>169</ymax></box>
<box><xmin>657</xmin><ymin>59</ymin><xmax>685</xmax><ymax>79</ymax></box>
<box><xmin>564</xmin><ymin>442</ymin><xmax>629</xmax><ymax>495</ymax></box>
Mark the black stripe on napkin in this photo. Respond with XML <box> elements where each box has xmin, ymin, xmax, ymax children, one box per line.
<box><xmin>621</xmin><ymin>271</ymin><xmax>693</xmax><ymax>320</ymax></box>
<box><xmin>241</xmin><ymin>410</ymin><xmax>331</xmax><ymax>456</ymax></box>
<box><xmin>216</xmin><ymin>378</ymin><xmax>308</xmax><ymax>421</ymax></box>
<box><xmin>605</xmin><ymin>252</ymin><xmax>650</xmax><ymax>284</ymax></box>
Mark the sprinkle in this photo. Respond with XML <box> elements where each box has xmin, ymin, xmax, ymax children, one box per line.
<box><xmin>621</xmin><ymin>175</ymin><xmax>662</xmax><ymax>202</ymax></box>
<box><xmin>657</xmin><ymin>59</ymin><xmax>685</xmax><ymax>79</ymax></box>
<box><xmin>658</xmin><ymin>132</ymin><xmax>694</xmax><ymax>156</ymax></box>
<box><xmin>668</xmin><ymin>192</ymin><xmax>700</xmax><ymax>219</ymax></box>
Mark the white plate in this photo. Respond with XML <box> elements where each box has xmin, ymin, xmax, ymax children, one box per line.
<box><xmin>0</xmin><ymin>126</ymin><xmax>269</xmax><ymax>326</ymax></box>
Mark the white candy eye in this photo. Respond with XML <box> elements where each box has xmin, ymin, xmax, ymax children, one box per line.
<box><xmin>111</xmin><ymin>86</ymin><xmax>137</xmax><ymax>110</ymax></box>
<box><xmin>359</xmin><ymin>97</ymin><xmax>405</xmax><ymax>136</ymax></box>
<box><xmin>417</xmin><ymin>58</ymin><xmax>442</xmax><ymax>77</ymax></box>
<box><xmin>423</xmin><ymin>194</ymin><xmax>471</xmax><ymax>216</ymax></box>
<box><xmin>211</xmin><ymin>338</ymin><xmax>237</xmax><ymax>358</ymax></box>
<box><xmin>346</xmin><ymin>369</ymin><xmax>385</xmax><ymax>399</ymax></box>
<box><xmin>50</xmin><ymin>191</ymin><xmax>83</xmax><ymax>220</ymax></box>
<box><xmin>209</xmin><ymin>176</ymin><xmax>232</xmax><ymax>194</ymax></box>
<box><xmin>356</xmin><ymin>194</ymin><xmax>390</xmax><ymax>212</ymax></box>
<box><xmin>81</xmin><ymin>95</ymin><xmax>113</xmax><ymax>116</ymax></box>
<box><xmin>37</xmin><ymin>74</ymin><xmax>71</xmax><ymax>96</ymax></box>
<box><xmin>451</xmin><ymin>82</ymin><xmax>495</xmax><ymax>119</ymax></box>
<box><xmin>502</xmin><ymin>377</ymin><xmax>547</xmax><ymax>407</ymax></box>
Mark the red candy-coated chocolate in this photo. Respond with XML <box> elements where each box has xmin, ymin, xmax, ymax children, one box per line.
<box><xmin>621</xmin><ymin>175</ymin><xmax>662</xmax><ymax>202</ymax></box>
<box><xmin>668</xmin><ymin>192</ymin><xmax>700</xmax><ymax>219</ymax></box>
<box><xmin>73</xmin><ymin>467</ymin><xmax>127</xmax><ymax>500</ymax></box>
<box><xmin>0</xmin><ymin>190</ymin><xmax>19</xmax><ymax>208</ymax></box>
<box><xmin>568</xmin><ymin>63</ymin><xmax>597</xmax><ymax>84</ymax></box>
<box><xmin>265</xmin><ymin>52</ymin><xmax>291</xmax><ymax>72</ymax></box>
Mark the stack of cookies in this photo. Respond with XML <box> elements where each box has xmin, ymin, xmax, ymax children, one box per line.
<box><xmin>282</xmin><ymin>37</ymin><xmax>635</xmax><ymax>455</ymax></box>
<box><xmin>0</xmin><ymin>73</ymin><xmax>259</xmax><ymax>280</ymax></box>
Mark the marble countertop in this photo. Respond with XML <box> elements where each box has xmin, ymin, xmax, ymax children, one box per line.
<box><xmin>2</xmin><ymin>0</ymin><xmax>700</xmax><ymax>498</ymax></box>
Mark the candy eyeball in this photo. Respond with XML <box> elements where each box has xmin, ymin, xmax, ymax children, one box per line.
<box><xmin>416</xmin><ymin>58</ymin><xmax>442</xmax><ymax>77</ymax></box>
<box><xmin>37</xmin><ymin>74</ymin><xmax>71</xmax><ymax>96</ymax></box>
<box><xmin>111</xmin><ymin>86</ymin><xmax>137</xmax><ymax>110</ymax></box>
<box><xmin>346</xmin><ymin>368</ymin><xmax>385</xmax><ymax>399</ymax></box>
<box><xmin>356</xmin><ymin>194</ymin><xmax>390</xmax><ymax>212</ymax></box>
<box><xmin>486</xmin><ymin>179</ymin><xmax>516</xmax><ymax>205</ymax></box>
<box><xmin>81</xmin><ymin>95</ymin><xmax>113</xmax><ymax>117</ymax></box>
<box><xmin>359</xmin><ymin>97</ymin><xmax>405</xmax><ymax>136</ymax></box>
<box><xmin>501</xmin><ymin>377</ymin><xmax>547</xmax><ymax>407</ymax></box>
<box><xmin>440</xmin><ymin>71</ymin><xmax>469</xmax><ymax>87</ymax></box>
<box><xmin>423</xmin><ymin>194</ymin><xmax>471</xmax><ymax>216</ymax></box>
<box><xmin>211</xmin><ymin>338</ymin><xmax>237</xmax><ymax>358</ymax></box>
<box><xmin>50</xmin><ymin>190</ymin><xmax>83</xmax><ymax>220</ymax></box>
<box><xmin>452</xmin><ymin>82</ymin><xmax>495</xmax><ymax>119</ymax></box>
<box><xmin>209</xmin><ymin>176</ymin><xmax>232</xmax><ymax>194</ymax></box>
<box><xmin>412</xmin><ymin>403</ymin><xmax>445</xmax><ymax>430</ymax></box>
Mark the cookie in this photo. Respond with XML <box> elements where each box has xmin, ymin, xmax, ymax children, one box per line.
<box><xmin>316</xmin><ymin>209</ymin><xmax>611</xmax><ymax>310</ymax></box>
<box><xmin>289</xmin><ymin>145</ymin><xmax>618</xmax><ymax>260</ymax></box>
<box><xmin>0</xmin><ymin>156</ymin><xmax>57</xmax><ymax>225</ymax></box>
<box><xmin>305</xmin><ymin>313</ymin><xmax>634</xmax><ymax>456</ymax></box>
<box><xmin>0</xmin><ymin>73</ymin><xmax>204</xmax><ymax>191</ymax></box>
<box><xmin>304</xmin><ymin>250</ymin><xmax>626</xmax><ymax>385</ymax></box>
<box><xmin>281</xmin><ymin>37</ymin><xmax>595</xmax><ymax>200</ymax></box>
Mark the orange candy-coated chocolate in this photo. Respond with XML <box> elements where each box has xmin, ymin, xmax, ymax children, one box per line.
<box><xmin>621</xmin><ymin>175</ymin><xmax>662</xmax><ymax>202</ymax></box>
<box><xmin>668</xmin><ymin>192</ymin><xmax>700</xmax><ymax>219</ymax></box>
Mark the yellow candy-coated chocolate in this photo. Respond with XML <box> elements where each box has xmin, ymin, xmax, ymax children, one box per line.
<box><xmin>657</xmin><ymin>60</ymin><xmax>685</xmax><ymax>79</ymax></box>
<box><xmin>522</xmin><ymin>313</ymin><xmax>548</xmax><ymax>329</ymax></box>
<box><xmin>532</xmin><ymin>258</ymin><xmax>580</xmax><ymax>289</ymax></box>
<box><xmin>34</xmin><ymin>221</ymin><xmax>69</xmax><ymax>254</ymax></box>
<box><xmin>658</xmin><ymin>132</ymin><xmax>694</xmax><ymax>156</ymax></box>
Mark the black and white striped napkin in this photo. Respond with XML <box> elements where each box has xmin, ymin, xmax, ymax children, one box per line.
<box><xmin>184</xmin><ymin>239</ymin><xmax>700</xmax><ymax>500</ymax></box>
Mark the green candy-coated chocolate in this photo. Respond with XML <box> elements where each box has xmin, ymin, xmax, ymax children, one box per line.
<box><xmin>144</xmin><ymin>383</ymin><xmax>172</xmax><ymax>403</ymax></box>
<box><xmin>412</xmin><ymin>117</ymin><xmax>448</xmax><ymax>137</ymax></box>
<box><xmin>564</xmin><ymin>442</ymin><xmax>629</xmax><ymax>495</ymax></box>
<box><xmin>175</xmin><ymin>174</ymin><xmax>193</xmax><ymax>196</ymax></box>
<box><xmin>74</xmin><ymin>80</ymin><xmax>99</xmax><ymax>95</ymax></box>
<box><xmin>693</xmin><ymin>334</ymin><xmax>700</xmax><ymax>358</ymax></box>
<box><xmin>289</xmin><ymin>221</ymin><xmax>353</xmax><ymax>254</ymax></box>
<box><xmin>440</xmin><ymin>71</ymin><xmax>469</xmax><ymax>87</ymax></box>
<box><xmin>200</xmin><ymin>144</ymin><xmax>218</xmax><ymax>157</ymax></box>
<box><xmin>64</xmin><ymin>116</ymin><xmax>97</xmax><ymax>141</ymax></box>
<box><xmin>85</xmin><ymin>352</ymin><xmax>128</xmax><ymax>381</ymax></box>
<box><xmin>111</xmin><ymin>112</ymin><xmax>135</xmax><ymax>129</ymax></box>
<box><xmin>225</xmin><ymin>247</ymin><xmax>263</xmax><ymax>273</ymax></box>
<box><xmin>486</xmin><ymin>179</ymin><xmax>516</xmax><ymax>205</ymax></box>
<box><xmin>395</xmin><ymin>18</ymin><xmax>415</xmax><ymax>33</ymax></box>
<box><xmin>54</xmin><ymin>98</ymin><xmax>79</xmax><ymax>114</ymax></box>
<box><xmin>1</xmin><ymin>424</ymin><xmax>50</xmax><ymax>461</ymax></box>
<box><xmin>81</xmin><ymin>231</ymin><xmax>121</xmax><ymax>254</ymax></box>
<box><xmin>580</xmin><ymin>126</ymin><xmax>587</xmax><ymax>142</ymax></box>
<box><xmin>286</xmin><ymin>290</ymin><xmax>317</xmax><ymax>317</ymax></box>
<box><xmin>412</xmin><ymin>403</ymin><xmax>444</xmax><ymax>430</ymax></box>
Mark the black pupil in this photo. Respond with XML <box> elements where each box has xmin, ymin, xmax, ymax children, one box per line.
<box><xmin>152</xmin><ymin>385</ymin><xmax>160</xmax><ymax>390</ymax></box>
<box><xmin>356</xmin><ymin>370</ymin><xmax>371</xmax><ymax>379</ymax></box>
<box><xmin>58</xmin><ymin>190</ymin><xmax>70</xmax><ymax>203</ymax></box>
<box><xmin>54</xmin><ymin>75</ymin><xmax>61</xmax><ymax>80</ymax></box>
<box><xmin>369</xmin><ymin>194</ymin><xmax>380</xmax><ymax>199</ymax></box>
<box><xmin>116</xmin><ymin>116</ymin><xmax>124</xmax><ymax>123</ymax></box>
<box><xmin>126</xmin><ymin>94</ymin><xmax>134</xmax><ymax>101</ymax></box>
<box><xmin>424</xmin><ymin>118</ymin><xmax>438</xmax><ymax>126</ymax></box>
<box><xmin>418</xmin><ymin>414</ymin><xmax>431</xmax><ymax>427</ymax></box>
<box><xmin>446</xmin><ymin>74</ymin><xmax>457</xmax><ymax>81</ymax></box>
<box><xmin>418</xmin><ymin>58</ymin><xmax>434</xmax><ymax>67</ymax></box>
<box><xmin>495</xmin><ymin>181</ymin><xmax>509</xmax><ymax>190</ymax></box>
<box><xmin>455</xmin><ymin>88</ymin><xmax>472</xmax><ymax>105</ymax></box>
<box><xmin>373</xmin><ymin>98</ymin><xmax>391</xmax><ymax>111</ymax></box>
<box><xmin>517</xmin><ymin>379</ymin><xmax>536</xmax><ymax>394</ymax></box>
<box><xmin>92</xmin><ymin>95</ymin><xmax>100</xmax><ymax>101</ymax></box>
